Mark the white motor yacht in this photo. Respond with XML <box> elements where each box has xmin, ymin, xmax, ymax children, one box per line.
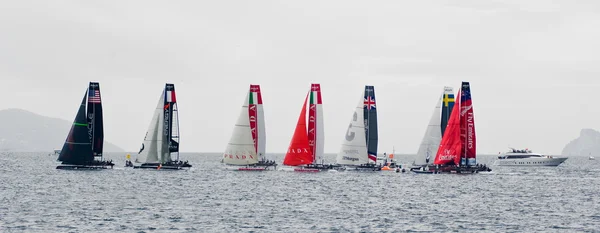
<box><xmin>494</xmin><ymin>148</ymin><xmax>567</xmax><ymax>166</ymax></box>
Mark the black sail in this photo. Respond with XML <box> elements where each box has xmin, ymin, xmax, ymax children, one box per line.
<box><xmin>364</xmin><ymin>85</ymin><xmax>378</xmax><ymax>162</ymax></box>
<box><xmin>58</xmin><ymin>91</ymin><xmax>94</xmax><ymax>164</ymax></box>
<box><xmin>87</xmin><ymin>82</ymin><xmax>104</xmax><ymax>157</ymax></box>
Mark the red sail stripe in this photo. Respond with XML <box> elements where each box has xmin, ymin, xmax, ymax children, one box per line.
<box><xmin>248</xmin><ymin>85</ymin><xmax>259</xmax><ymax>154</ymax></box>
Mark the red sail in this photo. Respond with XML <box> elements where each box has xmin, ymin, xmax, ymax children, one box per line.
<box><xmin>460</xmin><ymin>82</ymin><xmax>476</xmax><ymax>165</ymax></box>
<box><xmin>434</xmin><ymin>90</ymin><xmax>462</xmax><ymax>166</ymax></box>
<box><xmin>283</xmin><ymin>94</ymin><xmax>313</xmax><ymax>166</ymax></box>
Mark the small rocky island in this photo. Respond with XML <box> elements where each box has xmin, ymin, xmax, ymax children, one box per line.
<box><xmin>562</xmin><ymin>128</ymin><xmax>600</xmax><ymax>156</ymax></box>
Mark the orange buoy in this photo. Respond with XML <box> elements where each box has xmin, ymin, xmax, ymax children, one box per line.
<box><xmin>382</xmin><ymin>166</ymin><xmax>391</xmax><ymax>170</ymax></box>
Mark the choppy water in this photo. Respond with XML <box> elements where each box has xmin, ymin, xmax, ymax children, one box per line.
<box><xmin>1</xmin><ymin>152</ymin><xmax>599</xmax><ymax>232</ymax></box>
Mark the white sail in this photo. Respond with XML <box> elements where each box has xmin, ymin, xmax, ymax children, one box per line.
<box><xmin>336</xmin><ymin>97</ymin><xmax>369</xmax><ymax>165</ymax></box>
<box><xmin>223</xmin><ymin>93</ymin><xmax>258</xmax><ymax>165</ymax></box>
<box><xmin>136</xmin><ymin>92</ymin><xmax>165</xmax><ymax>164</ymax></box>
<box><xmin>413</xmin><ymin>91</ymin><xmax>443</xmax><ymax>166</ymax></box>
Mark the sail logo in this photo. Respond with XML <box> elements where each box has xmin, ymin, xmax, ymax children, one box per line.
<box><xmin>439</xmin><ymin>149</ymin><xmax>457</xmax><ymax>161</ymax></box>
<box><xmin>89</xmin><ymin>83</ymin><xmax>99</xmax><ymax>88</ymax></box>
<box><xmin>87</xmin><ymin>114</ymin><xmax>94</xmax><ymax>145</ymax></box>
<box><xmin>345</xmin><ymin>123</ymin><xmax>355</xmax><ymax>141</ymax></box>
<box><xmin>343</xmin><ymin>156</ymin><xmax>359</xmax><ymax>161</ymax></box>
<box><xmin>342</xmin><ymin>149</ymin><xmax>359</xmax><ymax>155</ymax></box>
<box><xmin>345</xmin><ymin>111</ymin><xmax>357</xmax><ymax>141</ymax></box>
<box><xmin>308</xmin><ymin>139</ymin><xmax>315</xmax><ymax>146</ymax></box>
<box><xmin>224</xmin><ymin>153</ymin><xmax>254</xmax><ymax>160</ymax></box>
<box><xmin>467</xmin><ymin>112</ymin><xmax>474</xmax><ymax>149</ymax></box>
<box><xmin>460</xmin><ymin>105</ymin><xmax>472</xmax><ymax>116</ymax></box>
<box><xmin>164</xmin><ymin>107</ymin><xmax>170</xmax><ymax>137</ymax></box>
<box><xmin>288</xmin><ymin>148</ymin><xmax>310</xmax><ymax>153</ymax></box>
<box><xmin>364</xmin><ymin>96</ymin><xmax>376</xmax><ymax>109</ymax></box>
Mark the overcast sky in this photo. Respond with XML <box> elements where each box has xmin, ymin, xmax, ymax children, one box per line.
<box><xmin>1</xmin><ymin>0</ymin><xmax>599</xmax><ymax>155</ymax></box>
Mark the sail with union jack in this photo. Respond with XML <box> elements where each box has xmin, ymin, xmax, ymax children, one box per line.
<box><xmin>364</xmin><ymin>85</ymin><xmax>378</xmax><ymax>162</ymax></box>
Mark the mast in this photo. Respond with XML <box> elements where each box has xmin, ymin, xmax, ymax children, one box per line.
<box><xmin>164</xmin><ymin>83</ymin><xmax>179</xmax><ymax>163</ymax></box>
<box><xmin>249</xmin><ymin>84</ymin><xmax>266</xmax><ymax>161</ymax></box>
<box><xmin>308</xmin><ymin>84</ymin><xmax>324</xmax><ymax>164</ymax></box>
<box><xmin>460</xmin><ymin>81</ymin><xmax>476</xmax><ymax>166</ymax></box>
<box><xmin>87</xmin><ymin>82</ymin><xmax>103</xmax><ymax>159</ymax></box>
<box><xmin>58</xmin><ymin>90</ymin><xmax>94</xmax><ymax>164</ymax></box>
<box><xmin>364</xmin><ymin>85</ymin><xmax>378</xmax><ymax>163</ymax></box>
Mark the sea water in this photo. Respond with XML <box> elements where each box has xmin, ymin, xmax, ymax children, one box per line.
<box><xmin>0</xmin><ymin>152</ymin><xmax>599</xmax><ymax>232</ymax></box>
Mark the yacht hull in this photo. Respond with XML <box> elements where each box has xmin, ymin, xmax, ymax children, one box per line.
<box><xmin>494</xmin><ymin>157</ymin><xmax>567</xmax><ymax>166</ymax></box>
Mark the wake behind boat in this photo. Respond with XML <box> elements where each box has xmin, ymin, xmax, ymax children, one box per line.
<box><xmin>56</xmin><ymin>82</ymin><xmax>113</xmax><ymax>170</ymax></box>
<box><xmin>282</xmin><ymin>84</ymin><xmax>343</xmax><ymax>172</ymax></box>
<box><xmin>222</xmin><ymin>84</ymin><xmax>277</xmax><ymax>171</ymax></box>
<box><xmin>134</xmin><ymin>83</ymin><xmax>191</xmax><ymax>170</ymax></box>
<box><xmin>336</xmin><ymin>85</ymin><xmax>382</xmax><ymax>171</ymax></box>
<box><xmin>494</xmin><ymin>148</ymin><xmax>567</xmax><ymax>166</ymax></box>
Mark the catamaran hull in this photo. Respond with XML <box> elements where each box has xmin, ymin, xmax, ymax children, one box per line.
<box><xmin>494</xmin><ymin>157</ymin><xmax>567</xmax><ymax>166</ymax></box>
<box><xmin>133</xmin><ymin>163</ymin><xmax>191</xmax><ymax>170</ymax></box>
<box><xmin>56</xmin><ymin>165</ymin><xmax>111</xmax><ymax>170</ymax></box>
<box><xmin>412</xmin><ymin>170</ymin><xmax>435</xmax><ymax>174</ymax></box>
<box><xmin>224</xmin><ymin>165</ymin><xmax>277</xmax><ymax>171</ymax></box>
<box><xmin>279</xmin><ymin>165</ymin><xmax>345</xmax><ymax>172</ymax></box>
<box><xmin>344</xmin><ymin>167</ymin><xmax>382</xmax><ymax>171</ymax></box>
<box><xmin>412</xmin><ymin>165</ymin><xmax>491</xmax><ymax>174</ymax></box>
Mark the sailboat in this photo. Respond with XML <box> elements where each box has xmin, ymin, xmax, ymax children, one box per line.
<box><xmin>335</xmin><ymin>85</ymin><xmax>381</xmax><ymax>171</ymax></box>
<box><xmin>410</xmin><ymin>86</ymin><xmax>454</xmax><ymax>172</ymax></box>
<box><xmin>56</xmin><ymin>82</ymin><xmax>114</xmax><ymax>169</ymax></box>
<box><xmin>134</xmin><ymin>83</ymin><xmax>191</xmax><ymax>170</ymax></box>
<box><xmin>282</xmin><ymin>84</ymin><xmax>341</xmax><ymax>172</ymax></box>
<box><xmin>431</xmin><ymin>82</ymin><xmax>490</xmax><ymax>173</ymax></box>
<box><xmin>222</xmin><ymin>84</ymin><xmax>276</xmax><ymax>171</ymax></box>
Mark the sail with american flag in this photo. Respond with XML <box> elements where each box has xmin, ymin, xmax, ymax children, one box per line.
<box><xmin>56</xmin><ymin>82</ymin><xmax>107</xmax><ymax>169</ymax></box>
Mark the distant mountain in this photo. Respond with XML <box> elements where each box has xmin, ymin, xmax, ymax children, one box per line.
<box><xmin>561</xmin><ymin>128</ymin><xmax>600</xmax><ymax>156</ymax></box>
<box><xmin>0</xmin><ymin>108</ymin><xmax>124</xmax><ymax>152</ymax></box>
